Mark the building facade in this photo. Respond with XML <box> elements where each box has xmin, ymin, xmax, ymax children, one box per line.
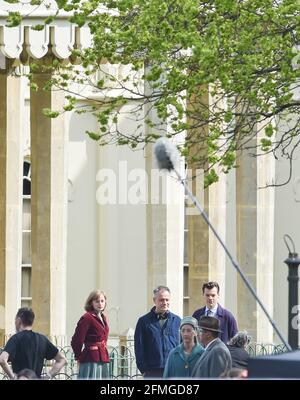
<box><xmin>0</xmin><ymin>2</ymin><xmax>299</xmax><ymax>347</ymax></box>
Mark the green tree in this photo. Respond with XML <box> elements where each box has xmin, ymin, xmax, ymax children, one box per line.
<box><xmin>7</xmin><ymin>0</ymin><xmax>300</xmax><ymax>185</ymax></box>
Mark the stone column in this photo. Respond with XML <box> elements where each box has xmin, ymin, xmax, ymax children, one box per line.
<box><xmin>225</xmin><ymin>168</ymin><xmax>237</xmax><ymax>317</ymax></box>
<box><xmin>145</xmin><ymin>143</ymin><xmax>185</xmax><ymax>316</ymax></box>
<box><xmin>256</xmin><ymin>125</ymin><xmax>275</xmax><ymax>343</ymax></box>
<box><xmin>208</xmin><ymin>169</ymin><xmax>227</xmax><ymax>304</ymax></box>
<box><xmin>143</xmin><ymin>85</ymin><xmax>184</xmax><ymax>314</ymax></box>
<box><xmin>0</xmin><ymin>71</ymin><xmax>6</xmax><ymax>345</ymax></box>
<box><xmin>236</xmin><ymin>135</ymin><xmax>275</xmax><ymax>342</ymax></box>
<box><xmin>186</xmin><ymin>90</ymin><xmax>210</xmax><ymax>315</ymax></box>
<box><xmin>0</xmin><ymin>69</ymin><xmax>23</xmax><ymax>344</ymax></box>
<box><xmin>236</xmin><ymin>140</ymin><xmax>258</xmax><ymax>340</ymax></box>
<box><xmin>30</xmin><ymin>72</ymin><xmax>67</xmax><ymax>338</ymax></box>
<box><xmin>187</xmin><ymin>171</ymin><xmax>209</xmax><ymax>314</ymax></box>
<box><xmin>186</xmin><ymin>166</ymin><xmax>227</xmax><ymax>312</ymax></box>
<box><xmin>207</xmin><ymin>91</ymin><xmax>228</xmax><ymax>305</ymax></box>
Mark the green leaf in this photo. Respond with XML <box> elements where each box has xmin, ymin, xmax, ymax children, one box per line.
<box><xmin>42</xmin><ymin>108</ymin><xmax>60</xmax><ymax>118</ymax></box>
<box><xmin>6</xmin><ymin>12</ymin><xmax>22</xmax><ymax>27</ymax></box>
<box><xmin>265</xmin><ymin>124</ymin><xmax>274</xmax><ymax>137</ymax></box>
<box><xmin>224</xmin><ymin>111</ymin><xmax>233</xmax><ymax>123</ymax></box>
<box><xmin>31</xmin><ymin>24</ymin><xmax>45</xmax><ymax>31</ymax></box>
<box><xmin>30</xmin><ymin>0</ymin><xmax>42</xmax><ymax>5</ymax></box>
<box><xmin>204</xmin><ymin>169</ymin><xmax>219</xmax><ymax>188</ymax></box>
<box><xmin>29</xmin><ymin>82</ymin><xmax>38</xmax><ymax>92</ymax></box>
<box><xmin>45</xmin><ymin>16</ymin><xmax>55</xmax><ymax>25</ymax></box>
<box><xmin>63</xmin><ymin>104</ymin><xmax>74</xmax><ymax>111</ymax></box>
<box><xmin>260</xmin><ymin>138</ymin><xmax>272</xmax><ymax>151</ymax></box>
<box><xmin>86</xmin><ymin>131</ymin><xmax>101</xmax><ymax>140</ymax></box>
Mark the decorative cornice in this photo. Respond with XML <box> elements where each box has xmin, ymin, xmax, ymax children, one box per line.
<box><xmin>0</xmin><ymin>11</ymin><xmax>91</xmax><ymax>62</ymax></box>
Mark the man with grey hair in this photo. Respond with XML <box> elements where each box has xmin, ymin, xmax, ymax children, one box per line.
<box><xmin>134</xmin><ymin>285</ymin><xmax>181</xmax><ymax>378</ymax></box>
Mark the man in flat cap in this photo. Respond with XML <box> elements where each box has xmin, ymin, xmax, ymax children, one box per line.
<box><xmin>191</xmin><ymin>316</ymin><xmax>232</xmax><ymax>378</ymax></box>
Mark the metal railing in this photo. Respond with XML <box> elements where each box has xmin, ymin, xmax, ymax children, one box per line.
<box><xmin>0</xmin><ymin>341</ymin><xmax>289</xmax><ymax>380</ymax></box>
<box><xmin>41</xmin><ymin>343</ymin><xmax>142</xmax><ymax>380</ymax></box>
<box><xmin>246</xmin><ymin>343</ymin><xmax>288</xmax><ymax>356</ymax></box>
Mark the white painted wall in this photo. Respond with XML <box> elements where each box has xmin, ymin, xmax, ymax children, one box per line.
<box><xmin>96</xmin><ymin>103</ymin><xmax>147</xmax><ymax>335</ymax></box>
<box><xmin>273</xmin><ymin>91</ymin><xmax>300</xmax><ymax>345</ymax></box>
<box><xmin>273</xmin><ymin>140</ymin><xmax>300</xmax><ymax>344</ymax></box>
<box><xmin>60</xmin><ymin>99</ymin><xmax>183</xmax><ymax>339</ymax></box>
<box><xmin>65</xmin><ymin>101</ymin><xmax>148</xmax><ymax>337</ymax></box>
<box><xmin>66</xmin><ymin>108</ymin><xmax>98</xmax><ymax>339</ymax></box>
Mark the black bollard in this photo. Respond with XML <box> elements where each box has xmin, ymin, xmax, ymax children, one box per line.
<box><xmin>284</xmin><ymin>235</ymin><xmax>300</xmax><ymax>350</ymax></box>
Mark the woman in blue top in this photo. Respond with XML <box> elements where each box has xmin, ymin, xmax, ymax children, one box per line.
<box><xmin>163</xmin><ymin>316</ymin><xmax>204</xmax><ymax>378</ymax></box>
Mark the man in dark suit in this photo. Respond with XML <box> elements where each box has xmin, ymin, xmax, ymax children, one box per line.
<box><xmin>191</xmin><ymin>316</ymin><xmax>232</xmax><ymax>378</ymax></box>
<box><xmin>192</xmin><ymin>281</ymin><xmax>238</xmax><ymax>343</ymax></box>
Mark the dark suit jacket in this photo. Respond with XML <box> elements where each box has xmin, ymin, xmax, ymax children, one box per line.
<box><xmin>71</xmin><ymin>311</ymin><xmax>109</xmax><ymax>363</ymax></box>
<box><xmin>191</xmin><ymin>338</ymin><xmax>232</xmax><ymax>378</ymax></box>
<box><xmin>192</xmin><ymin>304</ymin><xmax>238</xmax><ymax>343</ymax></box>
<box><xmin>227</xmin><ymin>345</ymin><xmax>249</xmax><ymax>369</ymax></box>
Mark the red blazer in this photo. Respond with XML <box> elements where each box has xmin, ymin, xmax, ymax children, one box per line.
<box><xmin>71</xmin><ymin>311</ymin><xmax>110</xmax><ymax>363</ymax></box>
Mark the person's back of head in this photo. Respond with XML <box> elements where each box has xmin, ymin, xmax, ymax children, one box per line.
<box><xmin>228</xmin><ymin>331</ymin><xmax>251</xmax><ymax>348</ymax></box>
<box><xmin>17</xmin><ymin>368</ymin><xmax>38</xmax><ymax>380</ymax></box>
<box><xmin>16</xmin><ymin>308</ymin><xmax>35</xmax><ymax>327</ymax></box>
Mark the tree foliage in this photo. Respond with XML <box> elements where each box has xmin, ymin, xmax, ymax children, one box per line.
<box><xmin>7</xmin><ymin>0</ymin><xmax>300</xmax><ymax>184</ymax></box>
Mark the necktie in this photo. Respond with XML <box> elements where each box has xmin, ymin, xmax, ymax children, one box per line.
<box><xmin>206</xmin><ymin>309</ymin><xmax>212</xmax><ymax>316</ymax></box>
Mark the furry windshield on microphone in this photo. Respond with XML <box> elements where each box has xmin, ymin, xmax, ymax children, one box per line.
<box><xmin>154</xmin><ymin>137</ymin><xmax>180</xmax><ymax>171</ymax></box>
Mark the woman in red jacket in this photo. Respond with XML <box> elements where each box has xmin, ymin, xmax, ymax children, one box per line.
<box><xmin>71</xmin><ymin>290</ymin><xmax>110</xmax><ymax>379</ymax></box>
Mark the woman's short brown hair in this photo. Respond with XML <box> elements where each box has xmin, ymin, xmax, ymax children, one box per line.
<box><xmin>84</xmin><ymin>290</ymin><xmax>107</xmax><ymax>311</ymax></box>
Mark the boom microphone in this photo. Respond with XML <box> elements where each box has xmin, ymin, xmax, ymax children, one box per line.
<box><xmin>154</xmin><ymin>137</ymin><xmax>292</xmax><ymax>351</ymax></box>
<box><xmin>154</xmin><ymin>137</ymin><xmax>180</xmax><ymax>171</ymax></box>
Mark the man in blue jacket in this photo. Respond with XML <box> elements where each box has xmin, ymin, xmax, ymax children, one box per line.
<box><xmin>192</xmin><ymin>281</ymin><xmax>238</xmax><ymax>344</ymax></box>
<box><xmin>134</xmin><ymin>286</ymin><xmax>181</xmax><ymax>378</ymax></box>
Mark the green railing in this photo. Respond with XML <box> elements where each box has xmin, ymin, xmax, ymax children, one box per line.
<box><xmin>0</xmin><ymin>341</ymin><xmax>289</xmax><ymax>380</ymax></box>
<box><xmin>41</xmin><ymin>344</ymin><xmax>142</xmax><ymax>380</ymax></box>
<box><xmin>246</xmin><ymin>343</ymin><xmax>288</xmax><ymax>356</ymax></box>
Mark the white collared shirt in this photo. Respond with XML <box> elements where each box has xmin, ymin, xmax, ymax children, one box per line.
<box><xmin>205</xmin><ymin>338</ymin><xmax>218</xmax><ymax>350</ymax></box>
<box><xmin>205</xmin><ymin>305</ymin><xmax>218</xmax><ymax>317</ymax></box>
